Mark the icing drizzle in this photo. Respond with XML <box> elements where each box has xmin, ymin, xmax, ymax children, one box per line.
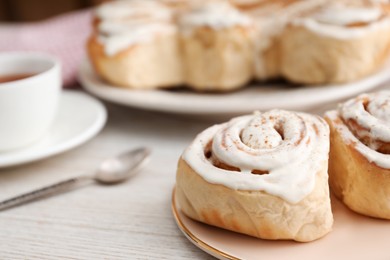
<box><xmin>293</xmin><ymin>1</ymin><xmax>389</xmax><ymax>39</ymax></box>
<box><xmin>182</xmin><ymin>110</ymin><xmax>330</xmax><ymax>204</ymax></box>
<box><xmin>179</xmin><ymin>2</ymin><xmax>252</xmax><ymax>35</ymax></box>
<box><xmin>94</xmin><ymin>0</ymin><xmax>390</xmax><ymax>67</ymax></box>
<box><xmin>95</xmin><ymin>0</ymin><xmax>176</xmax><ymax>56</ymax></box>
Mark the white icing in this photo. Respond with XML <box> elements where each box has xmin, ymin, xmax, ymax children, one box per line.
<box><xmin>98</xmin><ymin>24</ymin><xmax>176</xmax><ymax>56</ymax></box>
<box><xmin>368</xmin><ymin>95</ymin><xmax>390</xmax><ymax>122</ymax></box>
<box><xmin>241</xmin><ymin>114</ymin><xmax>282</xmax><ymax>149</ymax></box>
<box><xmin>326</xmin><ymin>91</ymin><xmax>390</xmax><ymax>169</ymax></box>
<box><xmin>182</xmin><ymin>110</ymin><xmax>330</xmax><ymax>204</ymax></box>
<box><xmin>293</xmin><ymin>3</ymin><xmax>390</xmax><ymax>40</ymax></box>
<box><xmin>312</xmin><ymin>4</ymin><xmax>382</xmax><ymax>26</ymax></box>
<box><xmin>95</xmin><ymin>0</ymin><xmax>176</xmax><ymax>56</ymax></box>
<box><xmin>94</xmin><ymin>0</ymin><xmax>390</xmax><ymax>63</ymax></box>
<box><xmin>99</xmin><ymin>20</ymin><xmax>166</xmax><ymax>35</ymax></box>
<box><xmin>341</xmin><ymin>91</ymin><xmax>390</xmax><ymax>143</ymax></box>
<box><xmin>294</xmin><ymin>17</ymin><xmax>390</xmax><ymax>39</ymax></box>
<box><xmin>96</xmin><ymin>0</ymin><xmax>171</xmax><ymax>21</ymax></box>
<box><xmin>179</xmin><ymin>2</ymin><xmax>252</xmax><ymax>34</ymax></box>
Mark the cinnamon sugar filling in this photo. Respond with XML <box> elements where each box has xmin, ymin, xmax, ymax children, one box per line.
<box><xmin>204</xmin><ymin>141</ymin><xmax>269</xmax><ymax>175</ymax></box>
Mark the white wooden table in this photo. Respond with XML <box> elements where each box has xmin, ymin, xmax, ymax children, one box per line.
<box><xmin>0</xmin><ymin>97</ymin><xmax>216</xmax><ymax>259</ymax></box>
<box><xmin>0</xmin><ymin>86</ymin><xmax>386</xmax><ymax>259</ymax></box>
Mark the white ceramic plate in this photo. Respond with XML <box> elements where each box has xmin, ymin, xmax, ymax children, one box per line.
<box><xmin>79</xmin><ymin>59</ymin><xmax>390</xmax><ymax>115</ymax></box>
<box><xmin>0</xmin><ymin>91</ymin><xmax>107</xmax><ymax>168</ymax></box>
<box><xmin>172</xmin><ymin>188</ymin><xmax>390</xmax><ymax>260</ymax></box>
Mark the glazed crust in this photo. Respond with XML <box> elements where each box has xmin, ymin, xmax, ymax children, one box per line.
<box><xmin>326</xmin><ymin>115</ymin><xmax>390</xmax><ymax>219</ymax></box>
<box><xmin>176</xmin><ymin>158</ymin><xmax>333</xmax><ymax>242</ymax></box>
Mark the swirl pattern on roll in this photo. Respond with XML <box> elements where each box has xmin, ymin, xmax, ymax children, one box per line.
<box><xmin>183</xmin><ymin>110</ymin><xmax>329</xmax><ymax>203</ymax></box>
<box><xmin>327</xmin><ymin>91</ymin><xmax>390</xmax><ymax>168</ymax></box>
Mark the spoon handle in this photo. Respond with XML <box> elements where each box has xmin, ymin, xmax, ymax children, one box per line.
<box><xmin>0</xmin><ymin>176</ymin><xmax>91</xmax><ymax>211</ymax></box>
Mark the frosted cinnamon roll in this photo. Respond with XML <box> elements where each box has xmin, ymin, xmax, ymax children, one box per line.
<box><xmin>87</xmin><ymin>0</ymin><xmax>183</xmax><ymax>89</ymax></box>
<box><xmin>281</xmin><ymin>0</ymin><xmax>390</xmax><ymax>84</ymax></box>
<box><xmin>325</xmin><ymin>91</ymin><xmax>390</xmax><ymax>219</ymax></box>
<box><xmin>176</xmin><ymin>110</ymin><xmax>333</xmax><ymax>242</ymax></box>
<box><xmin>178</xmin><ymin>2</ymin><xmax>254</xmax><ymax>91</ymax></box>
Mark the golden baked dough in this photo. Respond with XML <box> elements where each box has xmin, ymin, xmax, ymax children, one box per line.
<box><xmin>325</xmin><ymin>91</ymin><xmax>390</xmax><ymax>219</ymax></box>
<box><xmin>176</xmin><ymin>110</ymin><xmax>333</xmax><ymax>242</ymax></box>
<box><xmin>176</xmin><ymin>159</ymin><xmax>332</xmax><ymax>242</ymax></box>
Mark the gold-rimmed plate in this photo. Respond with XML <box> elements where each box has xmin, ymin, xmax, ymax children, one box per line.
<box><xmin>171</xmin><ymin>187</ymin><xmax>390</xmax><ymax>260</ymax></box>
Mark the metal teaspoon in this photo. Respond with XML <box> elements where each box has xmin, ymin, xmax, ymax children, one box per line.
<box><xmin>0</xmin><ymin>147</ymin><xmax>151</xmax><ymax>211</ymax></box>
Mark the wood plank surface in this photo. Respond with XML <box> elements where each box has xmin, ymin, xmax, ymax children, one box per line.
<box><xmin>0</xmin><ymin>100</ymin><xmax>215</xmax><ymax>259</ymax></box>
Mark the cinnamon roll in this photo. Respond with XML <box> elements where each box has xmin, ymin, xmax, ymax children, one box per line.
<box><xmin>178</xmin><ymin>2</ymin><xmax>255</xmax><ymax>91</ymax></box>
<box><xmin>176</xmin><ymin>110</ymin><xmax>333</xmax><ymax>242</ymax></box>
<box><xmin>325</xmin><ymin>91</ymin><xmax>390</xmax><ymax>219</ymax></box>
<box><xmin>87</xmin><ymin>0</ymin><xmax>183</xmax><ymax>89</ymax></box>
<box><xmin>281</xmin><ymin>0</ymin><xmax>390</xmax><ymax>84</ymax></box>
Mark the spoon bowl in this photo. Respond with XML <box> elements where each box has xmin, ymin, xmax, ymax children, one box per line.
<box><xmin>95</xmin><ymin>147</ymin><xmax>151</xmax><ymax>184</ymax></box>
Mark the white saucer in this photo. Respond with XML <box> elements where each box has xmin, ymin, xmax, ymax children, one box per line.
<box><xmin>0</xmin><ymin>91</ymin><xmax>107</xmax><ymax>168</ymax></box>
<box><xmin>79</xmin><ymin>59</ymin><xmax>390</xmax><ymax>116</ymax></box>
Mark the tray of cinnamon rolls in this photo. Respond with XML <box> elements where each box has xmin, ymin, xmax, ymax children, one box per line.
<box><xmin>79</xmin><ymin>0</ymin><xmax>390</xmax><ymax>114</ymax></box>
<box><xmin>174</xmin><ymin>90</ymin><xmax>390</xmax><ymax>259</ymax></box>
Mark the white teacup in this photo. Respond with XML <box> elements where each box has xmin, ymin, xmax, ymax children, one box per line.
<box><xmin>0</xmin><ymin>52</ymin><xmax>61</xmax><ymax>151</ymax></box>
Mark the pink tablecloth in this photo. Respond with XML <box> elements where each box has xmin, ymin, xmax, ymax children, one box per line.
<box><xmin>0</xmin><ymin>9</ymin><xmax>92</xmax><ymax>87</ymax></box>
